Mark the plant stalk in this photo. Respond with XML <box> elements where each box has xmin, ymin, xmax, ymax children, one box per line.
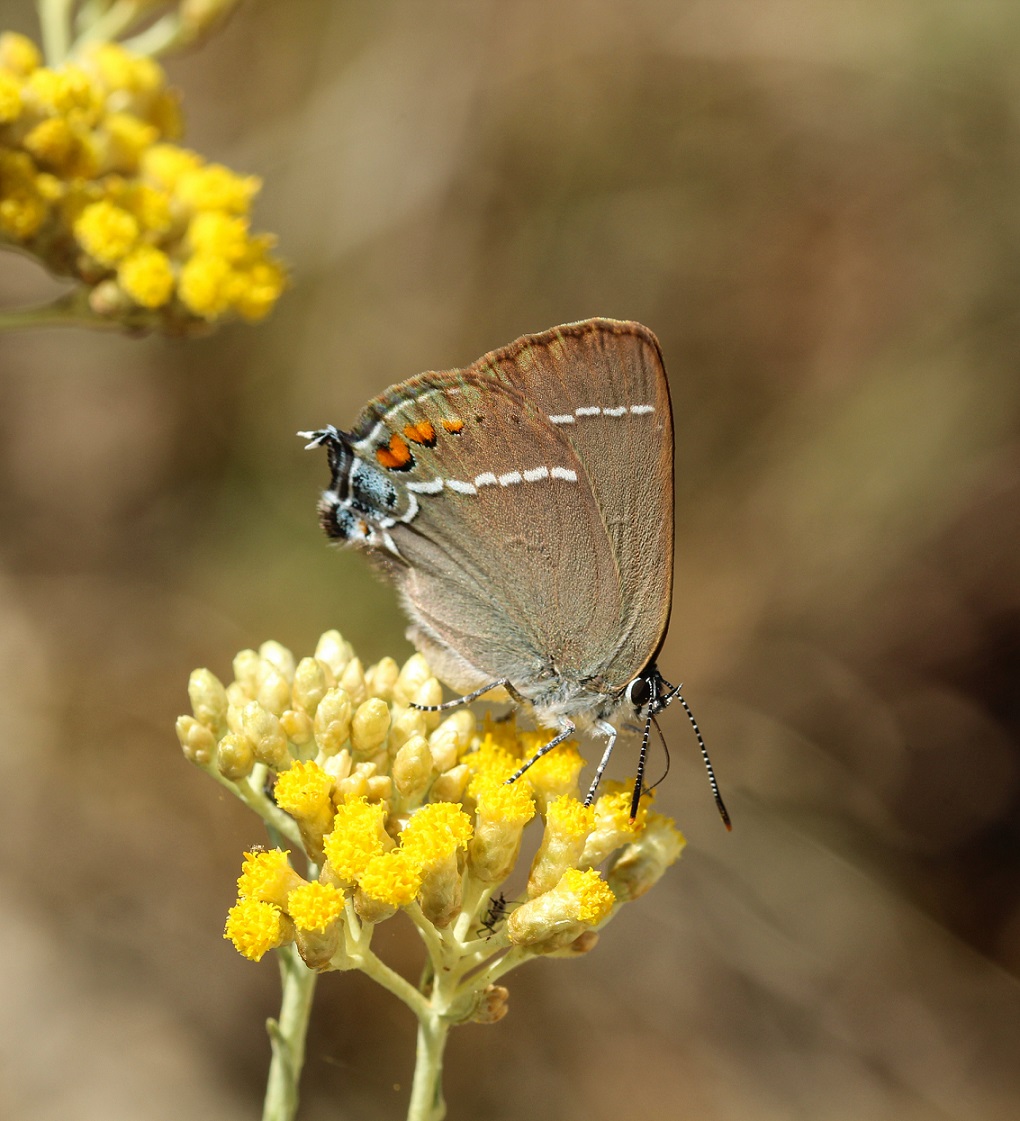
<box><xmin>406</xmin><ymin>1009</ymin><xmax>450</xmax><ymax>1121</ymax></box>
<box><xmin>262</xmin><ymin>945</ymin><xmax>317</xmax><ymax>1121</ymax></box>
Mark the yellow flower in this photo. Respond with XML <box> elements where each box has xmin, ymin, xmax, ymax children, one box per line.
<box><xmin>399</xmin><ymin>801</ymin><xmax>473</xmax><ymax>865</ymax></box>
<box><xmin>274</xmin><ymin>760</ymin><xmax>335</xmax><ymax>822</ymax></box>
<box><xmin>0</xmin><ymin>184</ymin><xmax>47</xmax><ymax>240</ymax></box>
<box><xmin>465</xmin><ymin>732</ymin><xmax>521</xmax><ymax>797</ymax></box>
<box><xmin>187</xmin><ymin>210</ymin><xmax>250</xmax><ymax>261</ymax></box>
<box><xmin>191</xmin><ymin>633</ymin><xmax>683</xmax><ymax>1002</ymax></box>
<box><xmin>507</xmin><ymin>867</ymin><xmax>615</xmax><ymax>951</ymax></box>
<box><xmin>224</xmin><ymin>898</ymin><xmax>293</xmax><ymax>961</ymax></box>
<box><xmin>176</xmin><ymin>162</ymin><xmax>260</xmax><ymax>213</ymax></box>
<box><xmin>25</xmin><ymin>64</ymin><xmax>99</xmax><ymax>120</ymax></box>
<box><xmin>117</xmin><ymin>245</ymin><xmax>175</xmax><ymax>307</ymax></box>
<box><xmin>323</xmin><ymin>797</ymin><xmax>391</xmax><ymax>883</ymax></box>
<box><xmin>236</xmin><ymin>848</ymin><xmax>306</xmax><ymax>906</ymax></box>
<box><xmin>286</xmin><ymin>882</ymin><xmax>346</xmax><ymax>934</ymax></box>
<box><xmin>469</xmin><ymin>781</ymin><xmax>535</xmax><ymax>884</ymax></box>
<box><xmin>22</xmin><ymin>117</ymin><xmax>77</xmax><ymax>172</ymax></box>
<box><xmin>229</xmin><ymin>253</ymin><xmax>287</xmax><ymax>321</ymax></box>
<box><xmin>527</xmin><ymin>795</ymin><xmax>595</xmax><ymax>897</ymax></box>
<box><xmin>579</xmin><ymin>789</ymin><xmax>643</xmax><ymax>868</ymax></box>
<box><xmin>357</xmin><ymin>848</ymin><xmax>423</xmax><ymax>909</ymax></box>
<box><xmin>101</xmin><ymin>112</ymin><xmax>160</xmax><ymax>173</ymax></box>
<box><xmin>84</xmin><ymin>42</ymin><xmax>163</xmax><ymax>98</ymax></box>
<box><xmin>0</xmin><ymin>72</ymin><xmax>22</xmax><ymax>122</ymax></box>
<box><xmin>73</xmin><ymin>199</ymin><xmax>140</xmax><ymax>264</ymax></box>
<box><xmin>177</xmin><ymin>251</ymin><xmax>232</xmax><ymax>317</ymax></box>
<box><xmin>0</xmin><ymin>31</ymin><xmax>41</xmax><ymax>77</ymax></box>
<box><xmin>0</xmin><ymin>35</ymin><xmax>284</xmax><ymax>334</ymax></box>
<box><xmin>525</xmin><ymin>740</ymin><xmax>585</xmax><ymax>806</ymax></box>
<box><xmin>140</xmin><ymin>142</ymin><xmax>203</xmax><ymax>189</ymax></box>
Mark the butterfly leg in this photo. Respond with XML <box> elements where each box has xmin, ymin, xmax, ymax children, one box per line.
<box><xmin>505</xmin><ymin>718</ymin><xmax>576</xmax><ymax>784</ymax></box>
<box><xmin>582</xmin><ymin>720</ymin><xmax>619</xmax><ymax>806</ymax></box>
<box><xmin>410</xmin><ymin>678</ymin><xmax>528</xmax><ymax>713</ymax></box>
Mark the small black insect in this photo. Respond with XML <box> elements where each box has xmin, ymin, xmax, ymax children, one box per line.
<box><xmin>476</xmin><ymin>892</ymin><xmax>514</xmax><ymax>939</ymax></box>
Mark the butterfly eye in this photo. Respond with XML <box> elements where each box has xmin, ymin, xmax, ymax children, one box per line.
<box><xmin>626</xmin><ymin>676</ymin><xmax>651</xmax><ymax>709</ymax></box>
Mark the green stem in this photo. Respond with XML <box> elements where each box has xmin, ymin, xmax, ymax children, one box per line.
<box><xmin>120</xmin><ymin>12</ymin><xmax>188</xmax><ymax>58</ymax></box>
<box><xmin>0</xmin><ymin>292</ymin><xmax>121</xmax><ymax>332</ymax></box>
<box><xmin>356</xmin><ymin>946</ymin><xmax>430</xmax><ymax>1019</ymax></box>
<box><xmin>406</xmin><ymin>1007</ymin><xmax>450</xmax><ymax>1121</ymax></box>
<box><xmin>37</xmin><ymin>0</ymin><xmax>75</xmax><ymax>63</ymax></box>
<box><xmin>71</xmin><ymin>0</ymin><xmax>145</xmax><ymax>52</ymax></box>
<box><xmin>199</xmin><ymin>764</ymin><xmax>304</xmax><ymax>848</ymax></box>
<box><xmin>262</xmin><ymin>945</ymin><xmax>317</xmax><ymax>1121</ymax></box>
<box><xmin>406</xmin><ymin>902</ymin><xmax>448</xmax><ymax>964</ymax></box>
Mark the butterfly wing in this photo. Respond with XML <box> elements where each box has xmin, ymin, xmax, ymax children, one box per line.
<box><xmin>469</xmin><ymin>320</ymin><xmax>674</xmax><ymax>686</ymax></box>
<box><xmin>343</xmin><ymin>371</ymin><xmax>627</xmax><ymax>705</ymax></box>
<box><xmin>318</xmin><ymin>319</ymin><xmax>673</xmax><ymax>707</ymax></box>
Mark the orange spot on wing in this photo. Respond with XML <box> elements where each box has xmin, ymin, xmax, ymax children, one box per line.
<box><xmin>376</xmin><ymin>433</ymin><xmax>414</xmax><ymax>470</ymax></box>
<box><xmin>403</xmin><ymin>420</ymin><xmax>437</xmax><ymax>446</ymax></box>
<box><xmin>442</xmin><ymin>418</ymin><xmax>465</xmax><ymax>434</ymax></box>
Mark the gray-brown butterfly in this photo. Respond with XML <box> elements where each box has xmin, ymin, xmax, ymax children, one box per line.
<box><xmin>302</xmin><ymin>318</ymin><xmax>728</xmax><ymax>824</ymax></box>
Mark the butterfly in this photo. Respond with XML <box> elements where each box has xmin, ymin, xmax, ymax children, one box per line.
<box><xmin>302</xmin><ymin>318</ymin><xmax>728</xmax><ymax>824</ymax></box>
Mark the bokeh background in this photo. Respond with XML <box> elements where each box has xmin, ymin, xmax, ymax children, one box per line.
<box><xmin>3</xmin><ymin>2</ymin><xmax>1020</xmax><ymax>1119</ymax></box>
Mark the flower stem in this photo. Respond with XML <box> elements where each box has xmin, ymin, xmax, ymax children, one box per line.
<box><xmin>406</xmin><ymin>1010</ymin><xmax>450</xmax><ymax>1121</ymax></box>
<box><xmin>38</xmin><ymin>0</ymin><xmax>75</xmax><ymax>64</ymax></box>
<box><xmin>262</xmin><ymin>945</ymin><xmax>317</xmax><ymax>1121</ymax></box>
<box><xmin>0</xmin><ymin>291</ymin><xmax>121</xmax><ymax>332</ymax></box>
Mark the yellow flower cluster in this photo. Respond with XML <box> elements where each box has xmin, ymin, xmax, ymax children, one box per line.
<box><xmin>0</xmin><ymin>32</ymin><xmax>284</xmax><ymax>332</ymax></box>
<box><xmin>180</xmin><ymin>631</ymin><xmax>686</xmax><ymax>989</ymax></box>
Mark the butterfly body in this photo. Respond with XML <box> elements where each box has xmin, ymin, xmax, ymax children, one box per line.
<box><xmin>304</xmin><ymin>318</ymin><xmax>703</xmax><ymax>814</ymax></box>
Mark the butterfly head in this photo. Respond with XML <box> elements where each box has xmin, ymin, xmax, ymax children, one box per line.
<box><xmin>624</xmin><ymin>665</ymin><xmax>680</xmax><ymax>718</ymax></box>
<box><xmin>300</xmin><ymin>426</ymin><xmax>404</xmax><ymax>553</ymax></box>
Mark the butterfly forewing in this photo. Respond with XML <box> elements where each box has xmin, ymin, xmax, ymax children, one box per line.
<box><xmin>347</xmin><ymin>372</ymin><xmax>625</xmax><ymax>705</ymax></box>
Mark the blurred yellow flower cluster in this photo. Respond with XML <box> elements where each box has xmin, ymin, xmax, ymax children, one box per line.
<box><xmin>0</xmin><ymin>31</ymin><xmax>284</xmax><ymax>332</ymax></box>
<box><xmin>179</xmin><ymin>631</ymin><xmax>685</xmax><ymax>1015</ymax></box>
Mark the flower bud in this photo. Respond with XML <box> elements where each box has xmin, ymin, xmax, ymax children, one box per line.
<box><xmin>393</xmin><ymin>653</ymin><xmax>432</xmax><ymax>704</ymax></box>
<box><xmin>392</xmin><ymin>734</ymin><xmax>433</xmax><ymax>800</ymax></box>
<box><xmin>579</xmin><ymin>791</ymin><xmax>641</xmax><ymax>868</ymax></box>
<box><xmin>365</xmin><ymin>656</ymin><xmax>399</xmax><ymax>701</ymax></box>
<box><xmin>471</xmin><ymin>985</ymin><xmax>509</xmax><ymax>1024</ymax></box>
<box><xmin>430</xmin><ymin>763</ymin><xmax>470</xmax><ymax>803</ymax></box>
<box><xmin>412</xmin><ymin>677</ymin><xmax>443</xmax><ymax>731</ymax></box>
<box><xmin>507</xmin><ymin>868</ymin><xmax>614</xmax><ymax>952</ymax></box>
<box><xmin>365</xmin><ymin>774</ymin><xmax>393</xmax><ymax>803</ymax></box>
<box><xmin>339</xmin><ymin>657</ymin><xmax>367</xmax><ymax>705</ymax></box>
<box><xmin>216</xmin><ymin>731</ymin><xmax>255</xmax><ymax>780</ymax></box>
<box><xmin>240</xmin><ymin>701</ymin><xmax>290</xmax><ymax>768</ymax></box>
<box><xmin>429</xmin><ymin>711</ymin><xmax>475</xmax><ymax>771</ymax></box>
<box><xmin>188</xmin><ymin>667</ymin><xmax>228</xmax><ymax>731</ymax></box>
<box><xmin>313</xmin><ymin>687</ymin><xmax>352</xmax><ymax>755</ymax></box>
<box><xmin>232</xmin><ymin>648</ymin><xmax>260</xmax><ymax>698</ymax></box>
<box><xmin>176</xmin><ymin>713</ymin><xmax>216</xmax><ymax>765</ymax></box>
<box><xmin>388</xmin><ymin>706</ymin><xmax>426</xmax><ymax>752</ymax></box>
<box><xmin>351</xmin><ymin>697</ymin><xmax>390</xmax><ymax>758</ymax></box>
<box><xmin>256</xmin><ymin>667</ymin><xmax>291</xmax><ymax>716</ymax></box>
<box><xmin>606</xmin><ymin>814</ymin><xmax>685</xmax><ymax>901</ymax></box>
<box><xmin>314</xmin><ymin>630</ymin><xmax>353</xmax><ymax>677</ymax></box>
<box><xmin>428</xmin><ymin>729</ymin><xmax>460</xmax><ymax>773</ymax></box>
<box><xmin>280</xmin><ymin>708</ymin><xmax>313</xmax><ymax>747</ymax></box>
<box><xmin>292</xmin><ymin>657</ymin><xmax>331</xmax><ymax>716</ymax></box>
<box><xmin>321</xmin><ymin>748</ymin><xmax>353</xmax><ymax>786</ymax></box>
<box><xmin>259</xmin><ymin>640</ymin><xmax>296</xmax><ymax>682</ymax></box>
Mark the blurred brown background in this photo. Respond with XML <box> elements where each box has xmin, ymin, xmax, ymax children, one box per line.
<box><xmin>3</xmin><ymin>2</ymin><xmax>1020</xmax><ymax>1119</ymax></box>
